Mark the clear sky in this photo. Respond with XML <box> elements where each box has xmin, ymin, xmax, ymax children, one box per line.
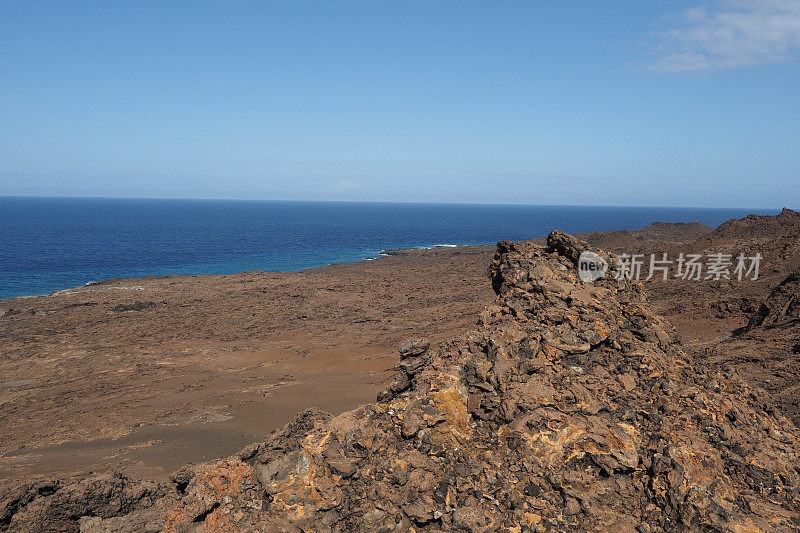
<box><xmin>1</xmin><ymin>1</ymin><xmax>798</xmax><ymax>207</ymax></box>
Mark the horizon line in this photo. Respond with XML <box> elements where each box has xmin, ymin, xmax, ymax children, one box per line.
<box><xmin>0</xmin><ymin>194</ymin><xmax>789</xmax><ymax>212</ymax></box>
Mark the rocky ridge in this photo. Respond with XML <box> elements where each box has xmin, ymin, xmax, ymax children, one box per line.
<box><xmin>3</xmin><ymin>231</ymin><xmax>800</xmax><ymax>532</ymax></box>
<box><xmin>534</xmin><ymin>221</ymin><xmax>714</xmax><ymax>253</ymax></box>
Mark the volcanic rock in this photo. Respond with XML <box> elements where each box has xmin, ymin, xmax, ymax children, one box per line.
<box><xmin>0</xmin><ymin>473</ymin><xmax>167</xmax><ymax>533</ymax></box>
<box><xmin>398</xmin><ymin>338</ymin><xmax>430</xmax><ymax>358</ymax></box>
<box><xmin>746</xmin><ymin>268</ymin><xmax>800</xmax><ymax>330</ymax></box>
<box><xmin>3</xmin><ymin>231</ymin><xmax>799</xmax><ymax>532</ymax></box>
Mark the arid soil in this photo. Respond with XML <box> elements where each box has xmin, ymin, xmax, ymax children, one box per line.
<box><xmin>2</xmin><ymin>209</ymin><xmax>800</xmax><ymax>531</ymax></box>
<box><xmin>4</xmin><ymin>229</ymin><xmax>799</xmax><ymax>532</ymax></box>
<box><xmin>0</xmin><ymin>246</ymin><xmax>497</xmax><ymax>487</ymax></box>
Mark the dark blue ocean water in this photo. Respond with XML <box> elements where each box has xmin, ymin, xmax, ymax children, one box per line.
<box><xmin>0</xmin><ymin>197</ymin><xmax>778</xmax><ymax>299</ymax></box>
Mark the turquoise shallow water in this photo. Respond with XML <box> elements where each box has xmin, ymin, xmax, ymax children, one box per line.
<box><xmin>0</xmin><ymin>197</ymin><xmax>777</xmax><ymax>299</ymax></box>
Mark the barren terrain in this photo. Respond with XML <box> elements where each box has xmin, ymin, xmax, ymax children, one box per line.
<box><xmin>2</xmin><ymin>209</ymin><xmax>799</xmax><ymax>515</ymax></box>
<box><xmin>0</xmin><ymin>246</ymin><xmax>497</xmax><ymax>487</ymax></box>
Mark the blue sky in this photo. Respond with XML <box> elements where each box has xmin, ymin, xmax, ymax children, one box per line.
<box><xmin>1</xmin><ymin>1</ymin><xmax>798</xmax><ymax>207</ymax></box>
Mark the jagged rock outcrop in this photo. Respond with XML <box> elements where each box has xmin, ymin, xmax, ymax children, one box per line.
<box><xmin>0</xmin><ymin>473</ymin><xmax>167</xmax><ymax>532</ymax></box>
<box><xmin>377</xmin><ymin>338</ymin><xmax>431</xmax><ymax>401</ymax></box>
<box><xmin>3</xmin><ymin>231</ymin><xmax>800</xmax><ymax>532</ymax></box>
<box><xmin>746</xmin><ymin>268</ymin><xmax>800</xmax><ymax>331</ymax></box>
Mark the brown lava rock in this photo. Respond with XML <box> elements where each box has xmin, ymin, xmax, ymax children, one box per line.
<box><xmin>3</xmin><ymin>232</ymin><xmax>800</xmax><ymax>532</ymax></box>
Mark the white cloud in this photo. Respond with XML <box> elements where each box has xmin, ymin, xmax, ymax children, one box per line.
<box><xmin>649</xmin><ymin>0</ymin><xmax>800</xmax><ymax>72</ymax></box>
<box><xmin>326</xmin><ymin>180</ymin><xmax>361</xmax><ymax>192</ymax></box>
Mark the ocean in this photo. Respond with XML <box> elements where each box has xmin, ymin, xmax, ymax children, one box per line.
<box><xmin>0</xmin><ymin>197</ymin><xmax>778</xmax><ymax>299</ymax></box>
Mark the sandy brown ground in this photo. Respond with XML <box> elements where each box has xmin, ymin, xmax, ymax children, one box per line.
<box><xmin>0</xmin><ymin>246</ymin><xmax>496</xmax><ymax>488</ymax></box>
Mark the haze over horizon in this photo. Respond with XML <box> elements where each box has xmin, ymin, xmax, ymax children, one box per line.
<box><xmin>0</xmin><ymin>196</ymin><xmax>792</xmax><ymax>212</ymax></box>
<box><xmin>2</xmin><ymin>1</ymin><xmax>799</xmax><ymax>208</ymax></box>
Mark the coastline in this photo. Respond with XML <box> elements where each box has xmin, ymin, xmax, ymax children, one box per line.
<box><xmin>0</xmin><ymin>242</ymin><xmax>498</xmax><ymax>487</ymax></box>
<box><xmin>1</xmin><ymin>197</ymin><xmax>778</xmax><ymax>300</ymax></box>
<box><xmin>4</xmin><ymin>211</ymin><xmax>800</xmax><ymax>530</ymax></box>
<box><xmin>0</xmin><ymin>243</ymin><xmax>471</xmax><ymax>302</ymax></box>
<box><xmin>3</xmin><ymin>211</ymin><xmax>798</xmax><ymax>495</ymax></box>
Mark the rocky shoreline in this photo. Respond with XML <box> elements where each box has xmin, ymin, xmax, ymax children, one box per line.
<box><xmin>0</xmin><ymin>243</ymin><xmax>498</xmax><ymax>490</ymax></box>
